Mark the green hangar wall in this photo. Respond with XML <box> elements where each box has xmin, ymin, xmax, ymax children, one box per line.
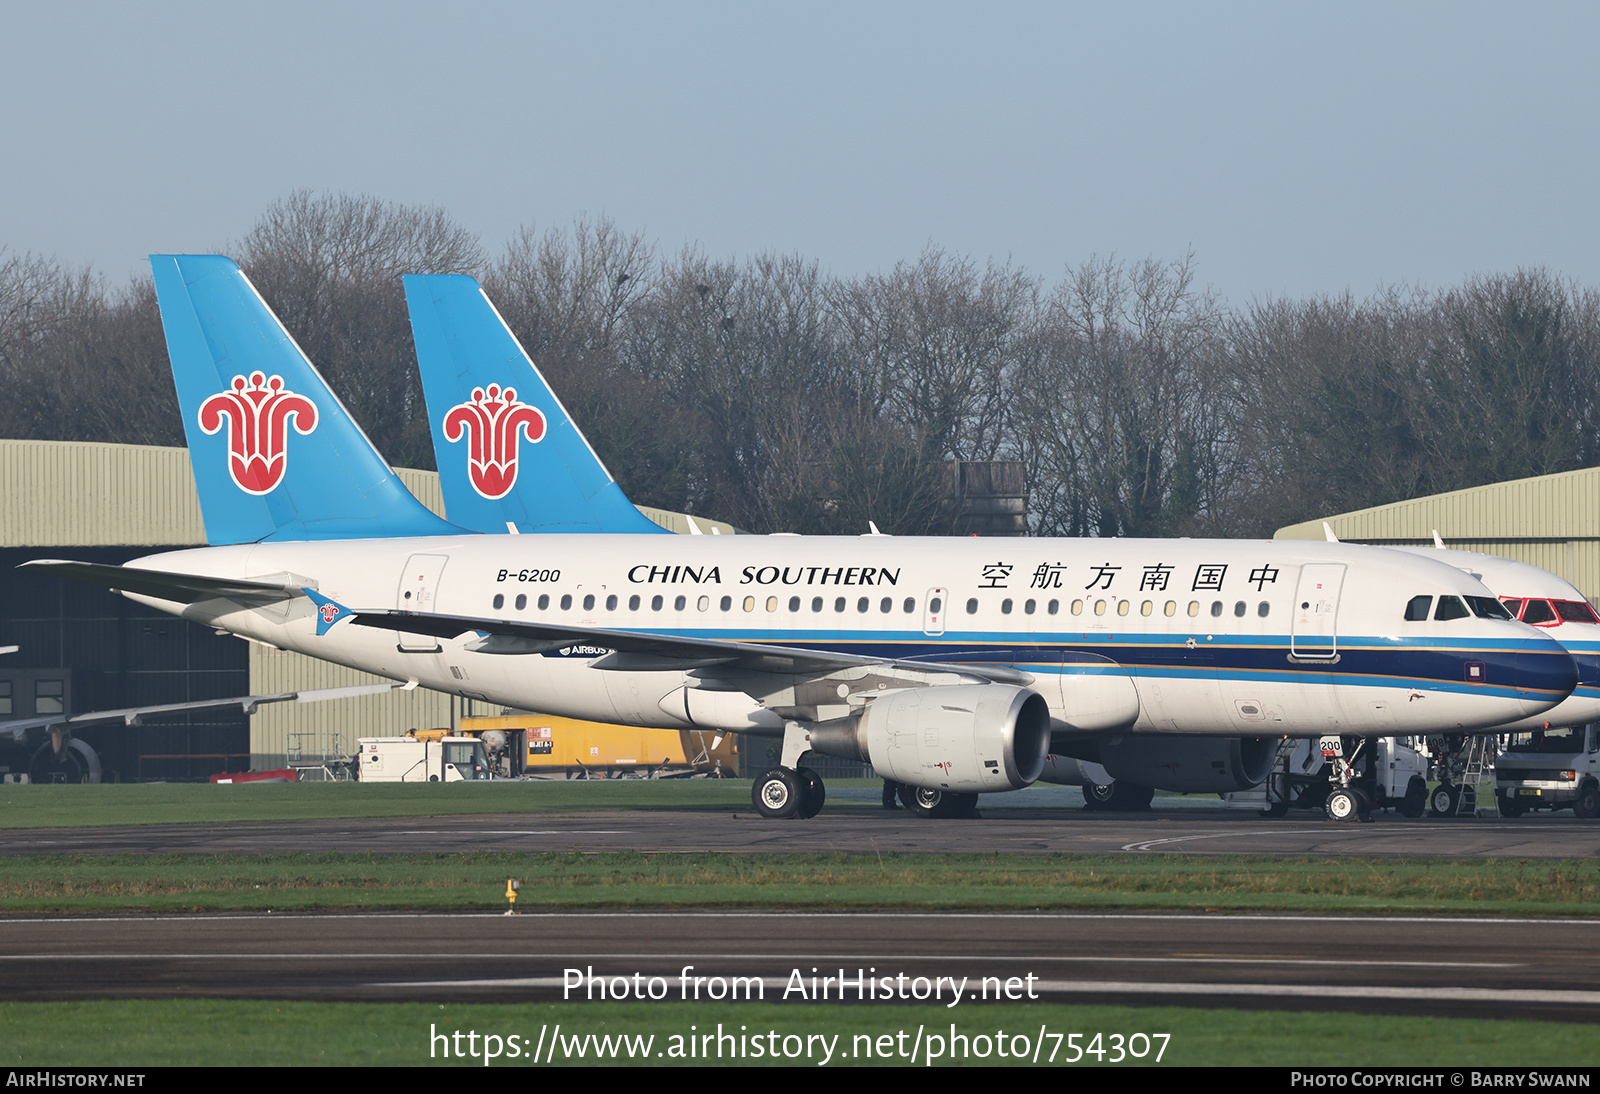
<box><xmin>1276</xmin><ymin>465</ymin><xmax>1600</xmax><ymax>604</ymax></box>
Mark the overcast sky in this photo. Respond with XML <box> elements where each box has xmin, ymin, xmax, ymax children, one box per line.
<box><xmin>3</xmin><ymin>1</ymin><xmax>1596</xmax><ymax>305</ymax></box>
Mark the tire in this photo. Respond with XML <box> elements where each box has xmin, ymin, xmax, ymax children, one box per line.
<box><xmin>1109</xmin><ymin>781</ymin><xmax>1156</xmax><ymax>811</ymax></box>
<box><xmin>1575</xmin><ymin>782</ymin><xmax>1600</xmax><ymax>820</ymax></box>
<box><xmin>1400</xmin><ymin>776</ymin><xmax>1427</xmax><ymax>819</ymax></box>
<box><xmin>1259</xmin><ymin>800</ymin><xmax>1290</xmax><ymax>818</ymax></box>
<box><xmin>1429</xmin><ymin>783</ymin><xmax>1459</xmax><ymax>818</ymax></box>
<box><xmin>1084</xmin><ymin>783</ymin><xmax>1116</xmax><ymax>812</ymax></box>
<box><xmin>752</xmin><ymin>767</ymin><xmax>802</xmax><ymax>819</ymax></box>
<box><xmin>903</xmin><ymin>786</ymin><xmax>963</xmax><ymax>819</ymax></box>
<box><xmin>1497</xmin><ymin>793</ymin><xmax>1525</xmax><ymax>819</ymax></box>
<box><xmin>796</xmin><ymin>768</ymin><xmax>826</xmax><ymax>819</ymax></box>
<box><xmin>1325</xmin><ymin>788</ymin><xmax>1359</xmax><ymax>821</ymax></box>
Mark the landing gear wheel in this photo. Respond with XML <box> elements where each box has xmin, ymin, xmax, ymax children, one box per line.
<box><xmin>796</xmin><ymin>768</ymin><xmax>826</xmax><ymax>819</ymax></box>
<box><xmin>1084</xmin><ymin>783</ymin><xmax>1116</xmax><ymax>812</ymax></box>
<box><xmin>901</xmin><ymin>786</ymin><xmax>964</xmax><ymax>819</ymax></box>
<box><xmin>1108</xmin><ymin>781</ymin><xmax>1155</xmax><ymax>811</ymax></box>
<box><xmin>1325</xmin><ymin>788</ymin><xmax>1360</xmax><ymax>821</ymax></box>
<box><xmin>1400</xmin><ymin>776</ymin><xmax>1427</xmax><ymax>819</ymax></box>
<box><xmin>1353</xmin><ymin>786</ymin><xmax>1375</xmax><ymax>823</ymax></box>
<box><xmin>1574</xmin><ymin>783</ymin><xmax>1600</xmax><ymax>820</ymax></box>
<box><xmin>1429</xmin><ymin>783</ymin><xmax>1460</xmax><ymax>818</ymax></box>
<box><xmin>1259</xmin><ymin>800</ymin><xmax>1290</xmax><ymax>818</ymax></box>
<box><xmin>1497</xmin><ymin>793</ymin><xmax>1525</xmax><ymax>819</ymax></box>
<box><xmin>752</xmin><ymin>767</ymin><xmax>802</xmax><ymax>819</ymax></box>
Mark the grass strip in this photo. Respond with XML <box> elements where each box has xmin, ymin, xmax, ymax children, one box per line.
<box><xmin>0</xmin><ymin>780</ymin><xmax>772</xmax><ymax>829</ymax></box>
<box><xmin>3</xmin><ymin>999</ymin><xmax>1596</xmax><ymax>1066</ymax></box>
<box><xmin>3</xmin><ymin>851</ymin><xmax>1599</xmax><ymax>914</ymax></box>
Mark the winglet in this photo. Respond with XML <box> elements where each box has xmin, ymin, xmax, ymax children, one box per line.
<box><xmin>303</xmin><ymin>588</ymin><xmax>354</xmax><ymax>636</ymax></box>
<box><xmin>1322</xmin><ymin>522</ymin><xmax>1339</xmax><ymax>543</ymax></box>
<box><xmin>1432</xmin><ymin>529</ymin><xmax>1446</xmax><ymax>549</ymax></box>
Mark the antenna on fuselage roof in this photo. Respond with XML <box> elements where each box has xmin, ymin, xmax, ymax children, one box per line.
<box><xmin>1322</xmin><ymin>522</ymin><xmax>1339</xmax><ymax>543</ymax></box>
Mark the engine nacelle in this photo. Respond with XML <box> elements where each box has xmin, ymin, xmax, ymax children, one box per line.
<box><xmin>1085</xmin><ymin>735</ymin><xmax>1277</xmax><ymax>793</ymax></box>
<box><xmin>811</xmin><ymin>684</ymin><xmax>1052</xmax><ymax>793</ymax></box>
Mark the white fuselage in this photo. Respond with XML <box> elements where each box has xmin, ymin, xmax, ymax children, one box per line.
<box><xmin>120</xmin><ymin>534</ymin><xmax>1577</xmax><ymax>741</ymax></box>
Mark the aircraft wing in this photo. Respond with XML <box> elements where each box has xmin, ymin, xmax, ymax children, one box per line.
<box><xmin>20</xmin><ymin>561</ymin><xmax>303</xmax><ymax>607</ymax></box>
<box><xmin>346</xmin><ymin>608</ymin><xmax>1033</xmax><ymax>686</ymax></box>
<box><xmin>1</xmin><ymin>684</ymin><xmax>403</xmax><ymax>742</ymax></box>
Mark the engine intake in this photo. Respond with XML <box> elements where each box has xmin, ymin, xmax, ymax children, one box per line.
<box><xmin>810</xmin><ymin>684</ymin><xmax>1052</xmax><ymax>793</ymax></box>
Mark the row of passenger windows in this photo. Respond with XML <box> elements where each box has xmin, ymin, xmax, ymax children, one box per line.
<box><xmin>488</xmin><ymin>591</ymin><xmax>1272</xmax><ymax>620</ymax></box>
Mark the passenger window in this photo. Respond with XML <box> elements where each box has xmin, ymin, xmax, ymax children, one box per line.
<box><xmin>1404</xmin><ymin>595</ymin><xmax>1432</xmax><ymax>622</ymax></box>
<box><xmin>1071</xmin><ymin>599</ymin><xmax>1084</xmax><ymax>616</ymax></box>
<box><xmin>605</xmin><ymin>595</ymin><xmax>617</xmax><ymax>611</ymax></box>
<box><xmin>966</xmin><ymin>598</ymin><xmax>979</xmax><ymax>614</ymax></box>
<box><xmin>674</xmin><ymin>595</ymin><xmax>686</xmax><ymax>611</ymax></box>
<box><xmin>1048</xmin><ymin>599</ymin><xmax>1060</xmax><ymax>615</ymax></box>
<box><xmin>1024</xmin><ymin>599</ymin><xmax>1036</xmax><ymax>615</ymax></box>
<box><xmin>836</xmin><ymin>597</ymin><xmax>847</xmax><ymax>612</ymax></box>
<box><xmin>880</xmin><ymin>597</ymin><xmax>892</xmax><ymax>613</ymax></box>
<box><xmin>1001</xmin><ymin>599</ymin><xmax>1013</xmax><ymax>615</ymax></box>
<box><xmin>743</xmin><ymin>596</ymin><xmax>755</xmax><ymax>612</ymax></box>
<box><xmin>1434</xmin><ymin>596</ymin><xmax>1470</xmax><ymax>621</ymax></box>
<box><xmin>767</xmin><ymin>597</ymin><xmax>778</xmax><ymax>612</ymax></box>
<box><xmin>651</xmin><ymin>595</ymin><xmax>663</xmax><ymax>611</ymax></box>
<box><xmin>812</xmin><ymin>597</ymin><xmax>824</xmax><ymax>612</ymax></box>
<box><xmin>628</xmin><ymin>595</ymin><xmax>640</xmax><ymax>610</ymax></box>
<box><xmin>1093</xmin><ymin>600</ymin><xmax>1107</xmax><ymax>616</ymax></box>
<box><xmin>1165</xmin><ymin>601</ymin><xmax>1177</xmax><ymax>617</ymax></box>
<box><xmin>1210</xmin><ymin>601</ymin><xmax>1223</xmax><ymax>618</ymax></box>
<box><xmin>582</xmin><ymin>594</ymin><xmax>595</xmax><ymax>611</ymax></box>
<box><xmin>560</xmin><ymin>594</ymin><xmax>573</xmax><ymax>610</ymax></box>
<box><xmin>492</xmin><ymin>594</ymin><xmax>504</xmax><ymax>610</ymax></box>
<box><xmin>1233</xmin><ymin>601</ymin><xmax>1246</xmax><ymax>617</ymax></box>
<box><xmin>903</xmin><ymin>597</ymin><xmax>916</xmax><ymax>613</ymax></box>
<box><xmin>1140</xmin><ymin>600</ymin><xmax>1152</xmax><ymax>617</ymax></box>
<box><xmin>515</xmin><ymin>594</ymin><xmax>527</xmax><ymax>611</ymax></box>
<box><xmin>1257</xmin><ymin>601</ymin><xmax>1270</xmax><ymax>618</ymax></box>
<box><xmin>857</xmin><ymin>597</ymin><xmax>870</xmax><ymax>613</ymax></box>
<box><xmin>699</xmin><ymin>596</ymin><xmax>712</xmax><ymax>611</ymax></box>
<box><xmin>1117</xmin><ymin>600</ymin><xmax>1130</xmax><ymax>616</ymax></box>
<box><xmin>1188</xmin><ymin>601</ymin><xmax>1200</xmax><ymax>617</ymax></box>
<box><xmin>720</xmin><ymin>595</ymin><xmax>732</xmax><ymax>611</ymax></box>
<box><xmin>790</xmin><ymin>596</ymin><xmax>802</xmax><ymax>612</ymax></box>
<box><xmin>538</xmin><ymin>594</ymin><xmax>550</xmax><ymax>610</ymax></box>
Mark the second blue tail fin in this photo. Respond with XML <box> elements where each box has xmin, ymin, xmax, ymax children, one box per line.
<box><xmin>151</xmin><ymin>255</ymin><xmax>465</xmax><ymax>545</ymax></box>
<box><xmin>403</xmin><ymin>274</ymin><xmax>667</xmax><ymax>535</ymax></box>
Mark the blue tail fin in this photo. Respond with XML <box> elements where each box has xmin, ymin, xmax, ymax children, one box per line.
<box><xmin>151</xmin><ymin>254</ymin><xmax>465</xmax><ymax>544</ymax></box>
<box><xmin>403</xmin><ymin>274</ymin><xmax>667</xmax><ymax>535</ymax></box>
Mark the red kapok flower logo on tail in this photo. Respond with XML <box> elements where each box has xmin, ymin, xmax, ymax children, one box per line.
<box><xmin>198</xmin><ymin>372</ymin><xmax>319</xmax><ymax>495</ymax></box>
<box><xmin>442</xmin><ymin>384</ymin><xmax>547</xmax><ymax>500</ymax></box>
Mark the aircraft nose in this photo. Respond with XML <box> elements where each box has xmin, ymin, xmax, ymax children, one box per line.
<box><xmin>1511</xmin><ymin>640</ymin><xmax>1579</xmax><ymax>718</ymax></box>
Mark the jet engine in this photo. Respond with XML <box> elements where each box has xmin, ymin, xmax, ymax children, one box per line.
<box><xmin>28</xmin><ymin>731</ymin><xmax>102</xmax><ymax>785</ymax></box>
<box><xmin>1073</xmin><ymin>735</ymin><xmax>1277</xmax><ymax>794</ymax></box>
<box><xmin>809</xmin><ymin>684</ymin><xmax>1052</xmax><ymax>793</ymax></box>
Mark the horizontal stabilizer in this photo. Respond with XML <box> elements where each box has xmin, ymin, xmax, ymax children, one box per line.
<box><xmin>20</xmin><ymin>560</ymin><xmax>303</xmax><ymax>607</ymax></box>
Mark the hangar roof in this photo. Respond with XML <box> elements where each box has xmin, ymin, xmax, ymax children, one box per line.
<box><xmin>0</xmin><ymin>439</ymin><xmax>724</xmax><ymax>546</ymax></box>
<box><xmin>1275</xmin><ymin>465</ymin><xmax>1600</xmax><ymax>544</ymax></box>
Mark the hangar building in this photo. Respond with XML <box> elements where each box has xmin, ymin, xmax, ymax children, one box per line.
<box><xmin>1275</xmin><ymin>465</ymin><xmax>1600</xmax><ymax>605</ymax></box>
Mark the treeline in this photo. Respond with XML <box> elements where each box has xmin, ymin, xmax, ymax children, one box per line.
<box><xmin>3</xmin><ymin>191</ymin><xmax>1598</xmax><ymax>538</ymax></box>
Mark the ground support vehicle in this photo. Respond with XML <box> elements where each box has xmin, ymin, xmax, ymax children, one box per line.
<box><xmin>1494</xmin><ymin>725</ymin><xmax>1600</xmax><ymax>818</ymax></box>
<box><xmin>355</xmin><ymin>736</ymin><xmax>491</xmax><ymax>782</ymax></box>
<box><xmin>1241</xmin><ymin>736</ymin><xmax>1427</xmax><ymax>820</ymax></box>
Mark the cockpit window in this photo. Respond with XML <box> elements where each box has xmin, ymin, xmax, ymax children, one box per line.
<box><xmin>1554</xmin><ymin>600</ymin><xmax>1600</xmax><ymax>624</ymax></box>
<box><xmin>1434</xmin><ymin>596</ymin><xmax>1470</xmax><ymax>621</ymax></box>
<box><xmin>1466</xmin><ymin>596</ymin><xmax>1513</xmax><ymax>621</ymax></box>
<box><xmin>1521</xmin><ymin>599</ymin><xmax>1557</xmax><ymax>626</ymax></box>
<box><xmin>1501</xmin><ymin>598</ymin><xmax>1523</xmax><ymax>618</ymax></box>
<box><xmin>1404</xmin><ymin>595</ymin><xmax>1432</xmax><ymax>621</ymax></box>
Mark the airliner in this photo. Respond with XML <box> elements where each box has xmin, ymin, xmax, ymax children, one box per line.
<box><xmin>23</xmin><ymin>257</ymin><xmax>1579</xmax><ymax>822</ymax></box>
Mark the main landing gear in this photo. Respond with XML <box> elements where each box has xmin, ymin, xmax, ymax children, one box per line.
<box><xmin>751</xmin><ymin>765</ymin><xmax>827</xmax><ymax>820</ymax></box>
<box><xmin>751</xmin><ymin>721</ymin><xmax>828</xmax><ymax>820</ymax></box>
<box><xmin>897</xmin><ymin>784</ymin><xmax>980</xmax><ymax>819</ymax></box>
